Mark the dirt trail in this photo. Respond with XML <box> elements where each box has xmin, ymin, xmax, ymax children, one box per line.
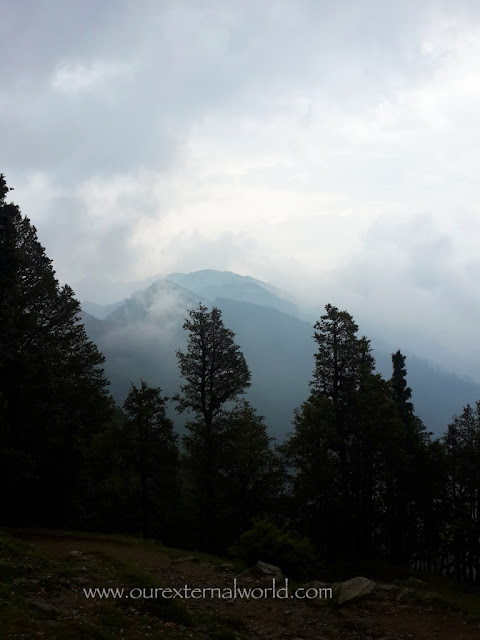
<box><xmin>10</xmin><ymin>531</ymin><xmax>480</xmax><ymax>640</ymax></box>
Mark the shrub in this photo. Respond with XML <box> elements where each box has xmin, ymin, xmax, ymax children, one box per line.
<box><xmin>229</xmin><ymin>519</ymin><xmax>318</xmax><ymax>579</ymax></box>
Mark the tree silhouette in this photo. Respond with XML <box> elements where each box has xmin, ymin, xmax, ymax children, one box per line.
<box><xmin>0</xmin><ymin>174</ymin><xmax>113</xmax><ymax>526</ymax></box>
<box><xmin>176</xmin><ymin>303</ymin><xmax>251</xmax><ymax>549</ymax></box>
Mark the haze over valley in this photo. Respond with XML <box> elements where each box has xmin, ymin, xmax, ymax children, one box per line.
<box><xmin>79</xmin><ymin>269</ymin><xmax>480</xmax><ymax>439</ymax></box>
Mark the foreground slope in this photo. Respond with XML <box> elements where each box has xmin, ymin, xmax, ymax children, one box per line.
<box><xmin>2</xmin><ymin>529</ymin><xmax>480</xmax><ymax>640</ymax></box>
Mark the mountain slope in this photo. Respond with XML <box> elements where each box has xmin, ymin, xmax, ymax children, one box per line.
<box><xmin>79</xmin><ymin>271</ymin><xmax>480</xmax><ymax>438</ymax></box>
<box><xmin>81</xmin><ymin>299</ymin><xmax>125</xmax><ymax>319</ymax></box>
<box><xmin>166</xmin><ymin>270</ymin><xmax>299</xmax><ymax>317</ymax></box>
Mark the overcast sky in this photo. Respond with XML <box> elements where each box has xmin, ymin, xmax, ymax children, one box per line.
<box><xmin>2</xmin><ymin>0</ymin><xmax>480</xmax><ymax>378</ymax></box>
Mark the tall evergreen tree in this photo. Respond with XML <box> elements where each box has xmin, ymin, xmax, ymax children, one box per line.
<box><xmin>390</xmin><ymin>349</ymin><xmax>414</xmax><ymax>425</ymax></box>
<box><xmin>311</xmin><ymin>304</ymin><xmax>374</xmax><ymax>467</ymax></box>
<box><xmin>385</xmin><ymin>350</ymin><xmax>431</xmax><ymax>564</ymax></box>
<box><xmin>282</xmin><ymin>304</ymin><xmax>406</xmax><ymax>560</ymax></box>
<box><xmin>176</xmin><ymin>303</ymin><xmax>251</xmax><ymax>425</ymax></box>
<box><xmin>0</xmin><ymin>174</ymin><xmax>113</xmax><ymax>526</ymax></box>
<box><xmin>176</xmin><ymin>303</ymin><xmax>251</xmax><ymax>549</ymax></box>
<box><xmin>443</xmin><ymin>403</ymin><xmax>480</xmax><ymax>583</ymax></box>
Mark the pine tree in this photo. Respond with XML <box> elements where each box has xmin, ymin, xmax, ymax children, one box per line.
<box><xmin>176</xmin><ymin>303</ymin><xmax>251</xmax><ymax>549</ymax></box>
<box><xmin>386</xmin><ymin>350</ymin><xmax>431</xmax><ymax>564</ymax></box>
<box><xmin>282</xmin><ymin>304</ymin><xmax>375</xmax><ymax>555</ymax></box>
<box><xmin>282</xmin><ymin>304</ymin><xmax>407</xmax><ymax>560</ymax></box>
<box><xmin>443</xmin><ymin>403</ymin><xmax>480</xmax><ymax>583</ymax></box>
<box><xmin>0</xmin><ymin>174</ymin><xmax>113</xmax><ymax>526</ymax></box>
<box><xmin>311</xmin><ymin>304</ymin><xmax>374</xmax><ymax>466</ymax></box>
<box><xmin>176</xmin><ymin>303</ymin><xmax>251</xmax><ymax>424</ymax></box>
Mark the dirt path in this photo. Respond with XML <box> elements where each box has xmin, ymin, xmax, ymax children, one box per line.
<box><xmin>8</xmin><ymin>531</ymin><xmax>480</xmax><ymax>640</ymax></box>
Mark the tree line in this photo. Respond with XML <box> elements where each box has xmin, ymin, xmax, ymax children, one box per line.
<box><xmin>1</xmin><ymin>174</ymin><xmax>479</xmax><ymax>583</ymax></box>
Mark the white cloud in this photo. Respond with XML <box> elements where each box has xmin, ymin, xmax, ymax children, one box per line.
<box><xmin>4</xmin><ymin>0</ymin><xmax>480</xmax><ymax>378</ymax></box>
<box><xmin>51</xmin><ymin>60</ymin><xmax>132</xmax><ymax>94</ymax></box>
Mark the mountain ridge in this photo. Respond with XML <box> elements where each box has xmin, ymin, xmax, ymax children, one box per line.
<box><xmin>79</xmin><ymin>269</ymin><xmax>480</xmax><ymax>438</ymax></box>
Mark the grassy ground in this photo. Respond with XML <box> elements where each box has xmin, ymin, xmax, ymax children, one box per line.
<box><xmin>1</xmin><ymin>528</ymin><xmax>480</xmax><ymax>640</ymax></box>
<box><xmin>0</xmin><ymin>529</ymin><xmax>247</xmax><ymax>640</ymax></box>
<box><xmin>318</xmin><ymin>555</ymin><xmax>480</xmax><ymax>621</ymax></box>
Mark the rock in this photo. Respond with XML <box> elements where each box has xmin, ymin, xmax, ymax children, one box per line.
<box><xmin>68</xmin><ymin>550</ymin><xmax>82</xmax><ymax>557</ymax></box>
<box><xmin>336</xmin><ymin>576</ymin><xmax>376</xmax><ymax>605</ymax></box>
<box><xmin>217</xmin><ymin>563</ymin><xmax>235</xmax><ymax>571</ymax></box>
<box><xmin>255</xmin><ymin>561</ymin><xmax>284</xmax><ymax>578</ymax></box>
<box><xmin>407</xmin><ymin>577</ymin><xmax>425</xmax><ymax>586</ymax></box>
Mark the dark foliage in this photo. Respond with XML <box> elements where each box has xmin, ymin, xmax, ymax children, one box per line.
<box><xmin>0</xmin><ymin>174</ymin><xmax>113</xmax><ymax>527</ymax></box>
<box><xmin>1</xmin><ymin>174</ymin><xmax>479</xmax><ymax>584</ymax></box>
<box><xmin>123</xmin><ymin>381</ymin><xmax>179</xmax><ymax>539</ymax></box>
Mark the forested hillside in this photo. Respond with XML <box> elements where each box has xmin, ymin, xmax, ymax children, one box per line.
<box><xmin>2</xmin><ymin>174</ymin><xmax>480</xmax><ymax>597</ymax></box>
<box><xmin>80</xmin><ymin>274</ymin><xmax>480</xmax><ymax>439</ymax></box>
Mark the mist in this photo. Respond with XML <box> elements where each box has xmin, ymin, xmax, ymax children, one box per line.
<box><xmin>3</xmin><ymin>0</ymin><xmax>480</xmax><ymax>380</ymax></box>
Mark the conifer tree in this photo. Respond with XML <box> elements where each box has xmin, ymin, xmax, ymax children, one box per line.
<box><xmin>311</xmin><ymin>304</ymin><xmax>374</xmax><ymax>466</ymax></box>
<box><xmin>176</xmin><ymin>303</ymin><xmax>251</xmax><ymax>425</ymax></box>
<box><xmin>176</xmin><ymin>303</ymin><xmax>251</xmax><ymax>549</ymax></box>
<box><xmin>443</xmin><ymin>403</ymin><xmax>480</xmax><ymax>583</ymax></box>
<box><xmin>386</xmin><ymin>350</ymin><xmax>431</xmax><ymax>564</ymax></box>
<box><xmin>282</xmin><ymin>304</ymin><xmax>406</xmax><ymax>560</ymax></box>
<box><xmin>0</xmin><ymin>174</ymin><xmax>113</xmax><ymax>525</ymax></box>
<box><xmin>390</xmin><ymin>349</ymin><xmax>414</xmax><ymax>425</ymax></box>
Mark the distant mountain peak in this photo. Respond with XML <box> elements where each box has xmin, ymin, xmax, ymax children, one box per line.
<box><xmin>166</xmin><ymin>270</ymin><xmax>299</xmax><ymax>317</ymax></box>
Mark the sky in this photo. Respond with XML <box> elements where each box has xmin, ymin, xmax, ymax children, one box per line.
<box><xmin>2</xmin><ymin>0</ymin><xmax>480</xmax><ymax>379</ymax></box>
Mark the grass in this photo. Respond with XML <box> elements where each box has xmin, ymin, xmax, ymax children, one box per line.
<box><xmin>0</xmin><ymin>528</ymin><xmax>250</xmax><ymax>640</ymax></box>
<box><xmin>414</xmin><ymin>572</ymin><xmax>480</xmax><ymax>620</ymax></box>
<box><xmin>5</xmin><ymin>526</ymin><xmax>246</xmax><ymax>570</ymax></box>
<box><xmin>3</xmin><ymin>527</ymin><xmax>479</xmax><ymax>640</ymax></box>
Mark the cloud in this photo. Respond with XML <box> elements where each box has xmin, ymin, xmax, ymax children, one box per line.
<box><xmin>310</xmin><ymin>210</ymin><xmax>480</xmax><ymax>379</ymax></box>
<box><xmin>51</xmin><ymin>60</ymin><xmax>132</xmax><ymax>94</ymax></box>
<box><xmin>3</xmin><ymin>0</ymin><xmax>480</xmax><ymax>378</ymax></box>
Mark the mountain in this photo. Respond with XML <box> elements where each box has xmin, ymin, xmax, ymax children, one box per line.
<box><xmin>166</xmin><ymin>269</ymin><xmax>299</xmax><ymax>317</ymax></box>
<box><xmin>81</xmin><ymin>299</ymin><xmax>124</xmax><ymax>319</ymax></box>
<box><xmin>80</xmin><ymin>270</ymin><xmax>480</xmax><ymax>439</ymax></box>
<box><xmin>80</xmin><ymin>279</ymin><xmax>203</xmax><ymax>413</ymax></box>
